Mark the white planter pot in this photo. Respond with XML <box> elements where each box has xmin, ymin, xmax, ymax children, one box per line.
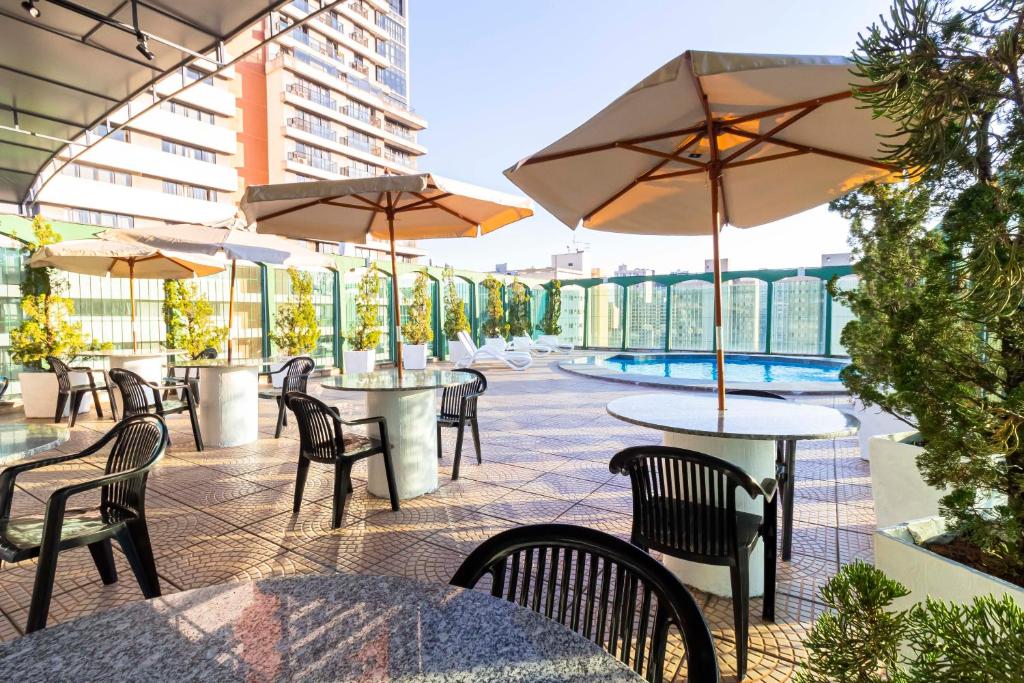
<box><xmin>870</xmin><ymin>432</ymin><xmax>947</xmax><ymax>529</ymax></box>
<box><xmin>20</xmin><ymin>370</ymin><xmax>94</xmax><ymax>419</ymax></box>
<box><xmin>343</xmin><ymin>349</ymin><xmax>376</xmax><ymax>375</ymax></box>
<box><xmin>403</xmin><ymin>344</ymin><xmax>428</xmax><ymax>370</ymax></box>
<box><xmin>876</xmin><ymin>518</ymin><xmax>1024</xmax><ymax>610</ymax></box>
<box><xmin>447</xmin><ymin>339</ymin><xmax>470</xmax><ymax>365</ymax></box>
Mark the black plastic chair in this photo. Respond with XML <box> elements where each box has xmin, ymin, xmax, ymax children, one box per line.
<box><xmin>0</xmin><ymin>414</ymin><xmax>168</xmax><ymax>633</ymax></box>
<box><xmin>436</xmin><ymin>369</ymin><xmax>486</xmax><ymax>480</ymax></box>
<box><xmin>164</xmin><ymin>346</ymin><xmax>217</xmax><ymax>405</ymax></box>
<box><xmin>450</xmin><ymin>523</ymin><xmax>720</xmax><ymax>683</ymax></box>
<box><xmin>609</xmin><ymin>445</ymin><xmax>777</xmax><ymax>681</ymax></box>
<box><xmin>0</xmin><ymin>376</ymin><xmax>10</xmax><ymax>407</ymax></box>
<box><xmin>47</xmin><ymin>356</ymin><xmax>118</xmax><ymax>427</ymax></box>
<box><xmin>726</xmin><ymin>389</ymin><xmax>796</xmax><ymax>561</ymax></box>
<box><xmin>109</xmin><ymin>368</ymin><xmax>203</xmax><ymax>451</ymax></box>
<box><xmin>284</xmin><ymin>391</ymin><xmax>399</xmax><ymax>529</ymax></box>
<box><xmin>259</xmin><ymin>356</ymin><xmax>315</xmax><ymax>438</ymax></box>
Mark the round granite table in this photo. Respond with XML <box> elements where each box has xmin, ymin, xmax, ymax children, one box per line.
<box><xmin>0</xmin><ymin>424</ymin><xmax>69</xmax><ymax>466</ymax></box>
<box><xmin>322</xmin><ymin>369</ymin><xmax>475</xmax><ymax>500</ymax></box>
<box><xmin>0</xmin><ymin>573</ymin><xmax>643</xmax><ymax>682</ymax></box>
<box><xmin>607</xmin><ymin>392</ymin><xmax>859</xmax><ymax>597</ymax></box>
<box><xmin>79</xmin><ymin>349</ymin><xmax>187</xmax><ymax>407</ymax></box>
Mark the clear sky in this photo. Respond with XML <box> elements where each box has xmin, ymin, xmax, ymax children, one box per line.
<box><xmin>406</xmin><ymin>0</ymin><xmax>895</xmax><ymax>274</ymax></box>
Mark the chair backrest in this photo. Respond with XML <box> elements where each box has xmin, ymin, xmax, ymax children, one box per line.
<box><xmin>280</xmin><ymin>356</ymin><xmax>315</xmax><ymax>393</ymax></box>
<box><xmin>100</xmin><ymin>414</ymin><xmax>168</xmax><ymax>518</ymax></box>
<box><xmin>450</xmin><ymin>524</ymin><xmax>719</xmax><ymax>683</ymax></box>
<box><xmin>109</xmin><ymin>368</ymin><xmax>155</xmax><ymax>416</ymax></box>
<box><xmin>725</xmin><ymin>389</ymin><xmax>786</xmax><ymax>401</ymax></box>
<box><xmin>609</xmin><ymin>445</ymin><xmax>768</xmax><ymax>559</ymax></box>
<box><xmin>457</xmin><ymin>330</ymin><xmax>479</xmax><ymax>354</ymax></box>
<box><xmin>46</xmin><ymin>356</ymin><xmax>72</xmax><ymax>392</ymax></box>
<box><xmin>440</xmin><ymin>369</ymin><xmax>487</xmax><ymax>419</ymax></box>
<box><xmin>0</xmin><ymin>376</ymin><xmax>8</xmax><ymax>399</ymax></box>
<box><xmin>283</xmin><ymin>391</ymin><xmax>345</xmax><ymax>460</ymax></box>
<box><xmin>198</xmin><ymin>347</ymin><xmax>218</xmax><ymax>360</ymax></box>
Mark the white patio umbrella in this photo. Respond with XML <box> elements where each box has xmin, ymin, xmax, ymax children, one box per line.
<box><xmin>240</xmin><ymin>173</ymin><xmax>533</xmax><ymax>373</ymax></box>
<box><xmin>29</xmin><ymin>239</ymin><xmax>225</xmax><ymax>351</ymax></box>
<box><xmin>100</xmin><ymin>220</ymin><xmax>336</xmax><ymax>360</ymax></box>
<box><xmin>504</xmin><ymin>49</ymin><xmax>903</xmax><ymax>410</ymax></box>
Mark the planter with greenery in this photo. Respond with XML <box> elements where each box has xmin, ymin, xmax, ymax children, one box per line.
<box><xmin>163</xmin><ymin>279</ymin><xmax>226</xmax><ymax>359</ymax></box>
<box><xmin>797</xmin><ymin>561</ymin><xmax>1023</xmax><ymax>682</ymax></box>
<box><xmin>344</xmin><ymin>264</ymin><xmax>382</xmax><ymax>374</ymax></box>
<box><xmin>507</xmin><ymin>277</ymin><xmax>531</xmax><ymax>339</ymax></box>
<box><xmin>442</xmin><ymin>266</ymin><xmax>471</xmax><ymax>363</ymax></box>
<box><xmin>401</xmin><ymin>271</ymin><xmax>433</xmax><ymax>370</ymax></box>
<box><xmin>268</xmin><ymin>267</ymin><xmax>320</xmax><ymax>386</ymax></box>
<box><xmin>832</xmin><ymin>0</ymin><xmax>1024</xmax><ymax>588</ymax></box>
<box><xmin>481</xmin><ymin>275</ymin><xmax>508</xmax><ymax>346</ymax></box>
<box><xmin>537</xmin><ymin>279</ymin><xmax>563</xmax><ymax>348</ymax></box>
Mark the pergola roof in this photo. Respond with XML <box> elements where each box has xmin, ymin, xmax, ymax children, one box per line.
<box><xmin>0</xmin><ymin>0</ymin><xmax>289</xmax><ymax>205</ymax></box>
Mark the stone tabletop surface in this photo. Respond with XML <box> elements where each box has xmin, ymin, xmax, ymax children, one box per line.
<box><xmin>0</xmin><ymin>573</ymin><xmax>642</xmax><ymax>682</ymax></box>
<box><xmin>170</xmin><ymin>357</ymin><xmax>278</xmax><ymax>369</ymax></box>
<box><xmin>78</xmin><ymin>349</ymin><xmax>188</xmax><ymax>358</ymax></box>
<box><xmin>607</xmin><ymin>393</ymin><xmax>859</xmax><ymax>440</ymax></box>
<box><xmin>322</xmin><ymin>368</ymin><xmax>475</xmax><ymax>392</ymax></box>
<box><xmin>0</xmin><ymin>423</ymin><xmax>69</xmax><ymax>464</ymax></box>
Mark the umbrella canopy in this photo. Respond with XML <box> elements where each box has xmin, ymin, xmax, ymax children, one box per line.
<box><xmin>504</xmin><ymin>49</ymin><xmax>902</xmax><ymax>409</ymax></box>
<box><xmin>29</xmin><ymin>239</ymin><xmax>225</xmax><ymax>350</ymax></box>
<box><xmin>240</xmin><ymin>173</ymin><xmax>533</xmax><ymax>373</ymax></box>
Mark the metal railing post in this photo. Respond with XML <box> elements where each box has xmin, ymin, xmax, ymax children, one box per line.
<box><xmin>764</xmin><ymin>279</ymin><xmax>774</xmax><ymax>355</ymax></box>
<box><xmin>259</xmin><ymin>264</ymin><xmax>271</xmax><ymax>359</ymax></box>
<box><xmin>664</xmin><ymin>282</ymin><xmax>673</xmax><ymax>352</ymax></box>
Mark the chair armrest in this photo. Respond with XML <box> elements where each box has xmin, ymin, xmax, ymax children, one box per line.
<box><xmin>50</xmin><ymin>463</ymin><xmax>159</xmax><ymax>502</ymax></box>
<box><xmin>341</xmin><ymin>416</ymin><xmax>386</xmax><ymax>428</ymax></box>
<box><xmin>759</xmin><ymin>478</ymin><xmax>778</xmax><ymax>502</ymax></box>
<box><xmin>0</xmin><ymin>451</ymin><xmax>87</xmax><ymax>517</ymax></box>
<box><xmin>150</xmin><ymin>380</ymin><xmax>188</xmax><ymax>390</ymax></box>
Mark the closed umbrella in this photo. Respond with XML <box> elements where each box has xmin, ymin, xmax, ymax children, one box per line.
<box><xmin>29</xmin><ymin>239</ymin><xmax>225</xmax><ymax>351</ymax></box>
<box><xmin>504</xmin><ymin>49</ymin><xmax>903</xmax><ymax>410</ymax></box>
<box><xmin>100</xmin><ymin>220</ymin><xmax>336</xmax><ymax>360</ymax></box>
<box><xmin>240</xmin><ymin>173</ymin><xmax>533</xmax><ymax>373</ymax></box>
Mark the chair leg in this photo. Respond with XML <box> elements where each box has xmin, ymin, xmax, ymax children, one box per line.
<box><xmin>68</xmin><ymin>391</ymin><xmax>85</xmax><ymax>428</ymax></box>
<box><xmin>730</xmin><ymin>555</ymin><xmax>750</xmax><ymax>681</ymax></box>
<box><xmin>53</xmin><ymin>392</ymin><xmax>68</xmax><ymax>424</ymax></box>
<box><xmin>25</xmin><ymin>544</ymin><xmax>60</xmax><ymax>633</ymax></box>
<box><xmin>293</xmin><ymin>457</ymin><xmax>310</xmax><ymax>513</ymax></box>
<box><xmin>451</xmin><ymin>417</ymin><xmax>467</xmax><ymax>481</ymax></box>
<box><xmin>90</xmin><ymin>385</ymin><xmax>103</xmax><ymax>419</ymax></box>
<box><xmin>106</xmin><ymin>385</ymin><xmax>118</xmax><ymax>421</ymax></box>
<box><xmin>763</xmin><ymin>538</ymin><xmax>777</xmax><ymax>623</ymax></box>
<box><xmin>470</xmin><ymin>418</ymin><xmax>482</xmax><ymax>464</ymax></box>
<box><xmin>782</xmin><ymin>440</ymin><xmax>796</xmax><ymax>561</ymax></box>
<box><xmin>274</xmin><ymin>396</ymin><xmax>287</xmax><ymax>439</ymax></box>
<box><xmin>331</xmin><ymin>461</ymin><xmax>353</xmax><ymax>529</ymax></box>
<box><xmin>436</xmin><ymin>423</ymin><xmax>443</xmax><ymax>460</ymax></box>
<box><xmin>187</xmin><ymin>400</ymin><xmax>204</xmax><ymax>452</ymax></box>
<box><xmin>88</xmin><ymin>539</ymin><xmax>118</xmax><ymax>585</ymax></box>
<box><xmin>380</xmin><ymin>446</ymin><xmax>400</xmax><ymax>512</ymax></box>
<box><xmin>116</xmin><ymin>521</ymin><xmax>161</xmax><ymax>599</ymax></box>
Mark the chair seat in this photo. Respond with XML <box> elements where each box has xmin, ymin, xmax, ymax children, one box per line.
<box><xmin>303</xmin><ymin>432</ymin><xmax>381</xmax><ymax>461</ymax></box>
<box><xmin>437</xmin><ymin>413</ymin><xmax>474</xmax><ymax>425</ymax></box>
<box><xmin>639</xmin><ymin>498</ymin><xmax>764</xmax><ymax>555</ymax></box>
<box><xmin>68</xmin><ymin>383</ymin><xmax>106</xmax><ymax>392</ymax></box>
<box><xmin>0</xmin><ymin>508</ymin><xmax>135</xmax><ymax>560</ymax></box>
<box><xmin>258</xmin><ymin>389</ymin><xmax>284</xmax><ymax>399</ymax></box>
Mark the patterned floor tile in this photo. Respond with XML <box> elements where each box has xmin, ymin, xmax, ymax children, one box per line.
<box><xmin>477</xmin><ymin>488</ymin><xmax>576</xmax><ymax>525</ymax></box>
<box><xmin>518</xmin><ymin>471</ymin><xmax>604</xmax><ymax>502</ymax></box>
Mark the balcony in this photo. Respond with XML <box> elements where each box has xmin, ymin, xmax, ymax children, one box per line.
<box><xmin>287</xmin><ymin>116</ymin><xmax>337</xmax><ymax>142</ymax></box>
<box><xmin>384</xmin><ymin>120</ymin><xmax>414</xmax><ymax>141</ymax></box>
<box><xmin>351</xmin><ymin>61</ymin><xmax>369</xmax><ymax>76</ymax></box>
<box><xmin>350</xmin><ymin>31</ymin><xmax>369</xmax><ymax>47</ymax></box>
<box><xmin>291</xmin><ymin>0</ymin><xmax>312</xmax><ymax>12</ymax></box>
<box><xmin>288</xmin><ymin>150</ymin><xmax>338</xmax><ymax>174</ymax></box>
<box><xmin>349</xmin><ymin>1</ymin><xmax>369</xmax><ymax>19</ymax></box>
<box><xmin>287</xmin><ymin>82</ymin><xmax>338</xmax><ymax>110</ymax></box>
<box><xmin>293</xmin><ymin>31</ymin><xmax>339</xmax><ymax>61</ymax></box>
<box><xmin>317</xmin><ymin>12</ymin><xmax>345</xmax><ymax>33</ymax></box>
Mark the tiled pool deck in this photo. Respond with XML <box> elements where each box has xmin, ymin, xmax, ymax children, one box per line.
<box><xmin>0</xmin><ymin>355</ymin><xmax>871</xmax><ymax>682</ymax></box>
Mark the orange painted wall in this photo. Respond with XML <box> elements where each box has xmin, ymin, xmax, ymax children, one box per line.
<box><xmin>235</xmin><ymin>32</ymin><xmax>270</xmax><ymax>192</ymax></box>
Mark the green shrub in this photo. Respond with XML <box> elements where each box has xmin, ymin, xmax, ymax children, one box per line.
<box><xmin>442</xmin><ymin>265</ymin><xmax>470</xmax><ymax>341</ymax></box>
<box><xmin>401</xmin><ymin>271</ymin><xmax>433</xmax><ymax>346</ymax></box>
<box><xmin>507</xmin><ymin>277</ymin><xmax>531</xmax><ymax>337</ymax></box>
<box><xmin>346</xmin><ymin>264</ymin><xmax>382</xmax><ymax>351</ymax></box>
<box><xmin>481</xmin><ymin>275</ymin><xmax>508</xmax><ymax>339</ymax></box>
<box><xmin>539</xmin><ymin>279</ymin><xmax>562</xmax><ymax>336</ymax></box>
<box><xmin>271</xmin><ymin>267</ymin><xmax>319</xmax><ymax>356</ymax></box>
<box><xmin>163</xmin><ymin>280</ymin><xmax>226</xmax><ymax>359</ymax></box>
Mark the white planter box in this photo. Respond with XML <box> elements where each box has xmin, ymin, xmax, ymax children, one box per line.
<box><xmin>20</xmin><ymin>370</ymin><xmax>94</xmax><ymax>419</ymax></box>
<box><xmin>447</xmin><ymin>339</ymin><xmax>470</xmax><ymax>365</ymax></box>
<box><xmin>870</xmin><ymin>432</ymin><xmax>948</xmax><ymax>529</ymax></box>
<box><xmin>876</xmin><ymin>518</ymin><xmax>1024</xmax><ymax>610</ymax></box>
<box><xmin>403</xmin><ymin>344</ymin><xmax>428</xmax><ymax>370</ymax></box>
<box><xmin>343</xmin><ymin>349</ymin><xmax>376</xmax><ymax>375</ymax></box>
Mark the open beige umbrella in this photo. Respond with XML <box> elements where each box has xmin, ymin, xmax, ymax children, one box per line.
<box><xmin>504</xmin><ymin>49</ymin><xmax>903</xmax><ymax>410</ymax></box>
<box><xmin>100</xmin><ymin>220</ymin><xmax>336</xmax><ymax>360</ymax></box>
<box><xmin>240</xmin><ymin>173</ymin><xmax>534</xmax><ymax>373</ymax></box>
<box><xmin>29</xmin><ymin>239</ymin><xmax>225</xmax><ymax>351</ymax></box>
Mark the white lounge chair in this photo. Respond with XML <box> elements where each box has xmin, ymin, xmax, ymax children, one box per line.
<box><xmin>536</xmin><ymin>334</ymin><xmax>574</xmax><ymax>352</ymax></box>
<box><xmin>510</xmin><ymin>336</ymin><xmax>553</xmax><ymax>354</ymax></box>
<box><xmin>455</xmin><ymin>331</ymin><xmax>533</xmax><ymax>371</ymax></box>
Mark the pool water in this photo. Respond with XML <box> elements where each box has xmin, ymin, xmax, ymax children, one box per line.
<box><xmin>600</xmin><ymin>353</ymin><xmax>846</xmax><ymax>384</ymax></box>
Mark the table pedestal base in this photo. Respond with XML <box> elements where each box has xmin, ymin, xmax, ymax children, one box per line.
<box><xmin>661</xmin><ymin>431</ymin><xmax>775</xmax><ymax>598</ymax></box>
<box><xmin>109</xmin><ymin>353</ymin><xmax>163</xmax><ymax>406</ymax></box>
<box><xmin>198</xmin><ymin>367</ymin><xmax>258</xmax><ymax>448</ymax></box>
<box><xmin>366</xmin><ymin>388</ymin><xmax>438</xmax><ymax>500</ymax></box>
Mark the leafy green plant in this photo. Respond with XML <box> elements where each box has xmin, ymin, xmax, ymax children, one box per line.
<box><xmin>481</xmin><ymin>275</ymin><xmax>508</xmax><ymax>339</ymax></box>
<box><xmin>163</xmin><ymin>280</ymin><xmax>226</xmax><ymax>359</ymax></box>
<box><xmin>271</xmin><ymin>267</ymin><xmax>319</xmax><ymax>356</ymax></box>
<box><xmin>507</xmin><ymin>277</ymin><xmax>531</xmax><ymax>337</ymax></box>
<box><xmin>798</xmin><ymin>561</ymin><xmax>1024</xmax><ymax>683</ymax></box>
<box><xmin>832</xmin><ymin>0</ymin><xmax>1024</xmax><ymax>582</ymax></box>
<box><xmin>9</xmin><ymin>216</ymin><xmax>92</xmax><ymax>370</ymax></box>
<box><xmin>442</xmin><ymin>266</ymin><xmax>470</xmax><ymax>341</ymax></box>
<box><xmin>346</xmin><ymin>264</ymin><xmax>382</xmax><ymax>352</ymax></box>
<box><xmin>539</xmin><ymin>279</ymin><xmax>563</xmax><ymax>336</ymax></box>
<box><xmin>401</xmin><ymin>271</ymin><xmax>433</xmax><ymax>346</ymax></box>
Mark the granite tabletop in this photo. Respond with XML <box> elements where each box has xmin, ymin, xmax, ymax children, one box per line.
<box><xmin>607</xmin><ymin>392</ymin><xmax>859</xmax><ymax>440</ymax></box>
<box><xmin>77</xmin><ymin>349</ymin><xmax>187</xmax><ymax>358</ymax></box>
<box><xmin>0</xmin><ymin>573</ymin><xmax>643</xmax><ymax>682</ymax></box>
<box><xmin>169</xmin><ymin>357</ymin><xmax>278</xmax><ymax>369</ymax></box>
<box><xmin>322</xmin><ymin>368</ymin><xmax>475</xmax><ymax>393</ymax></box>
<box><xmin>0</xmin><ymin>423</ymin><xmax>69</xmax><ymax>464</ymax></box>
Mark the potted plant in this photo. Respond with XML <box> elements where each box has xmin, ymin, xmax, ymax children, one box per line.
<box><xmin>268</xmin><ymin>267</ymin><xmax>319</xmax><ymax>387</ymax></box>
<box><xmin>344</xmin><ymin>264</ymin><xmax>381</xmax><ymax>374</ymax></box>
<box><xmin>481</xmin><ymin>275</ymin><xmax>508</xmax><ymax>349</ymax></box>
<box><xmin>537</xmin><ymin>279</ymin><xmax>563</xmax><ymax>349</ymax></box>
<box><xmin>829</xmin><ymin>0</ymin><xmax>1024</xmax><ymax>595</ymax></box>
<box><xmin>442</xmin><ymin>266</ymin><xmax>471</xmax><ymax>364</ymax></box>
<box><xmin>401</xmin><ymin>271</ymin><xmax>433</xmax><ymax>370</ymax></box>
<box><xmin>10</xmin><ymin>217</ymin><xmax>100</xmax><ymax>418</ymax></box>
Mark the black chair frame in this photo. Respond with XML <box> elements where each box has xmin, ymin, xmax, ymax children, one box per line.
<box><xmin>47</xmin><ymin>356</ymin><xmax>118</xmax><ymax>427</ymax></box>
<box><xmin>109</xmin><ymin>368</ymin><xmax>203</xmax><ymax>451</ymax></box>
<box><xmin>259</xmin><ymin>356</ymin><xmax>315</xmax><ymax>438</ymax></box>
<box><xmin>0</xmin><ymin>414</ymin><xmax>168</xmax><ymax>632</ymax></box>
<box><xmin>163</xmin><ymin>346</ymin><xmax>216</xmax><ymax>405</ymax></box>
<box><xmin>436</xmin><ymin>369</ymin><xmax>487</xmax><ymax>480</ymax></box>
<box><xmin>450</xmin><ymin>523</ymin><xmax>720</xmax><ymax>683</ymax></box>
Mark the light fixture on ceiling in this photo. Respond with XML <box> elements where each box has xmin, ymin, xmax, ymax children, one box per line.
<box><xmin>135</xmin><ymin>34</ymin><xmax>154</xmax><ymax>60</ymax></box>
<box><xmin>21</xmin><ymin>0</ymin><xmax>40</xmax><ymax>18</ymax></box>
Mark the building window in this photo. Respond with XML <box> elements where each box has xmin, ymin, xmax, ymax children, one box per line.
<box><xmin>162</xmin><ymin>180</ymin><xmax>217</xmax><ymax>202</ymax></box>
<box><xmin>69</xmin><ymin>209</ymin><xmax>134</xmax><ymax>229</ymax></box>
<box><xmin>348</xmin><ymin>159</ymin><xmax>377</xmax><ymax>178</ymax></box>
<box><xmin>91</xmin><ymin>123</ymin><xmax>128</xmax><ymax>142</ymax></box>
<box><xmin>161</xmin><ymin>140</ymin><xmax>216</xmax><ymax>163</ymax></box>
<box><xmin>349</xmin><ymin>130</ymin><xmax>372</xmax><ymax>152</ymax></box>
<box><xmin>346</xmin><ymin>100</ymin><xmax>373</xmax><ymax>123</ymax></box>
<box><xmin>377</xmin><ymin>39</ymin><xmax>405</xmax><ymax>66</ymax></box>
<box><xmin>159</xmin><ymin>100</ymin><xmax>215</xmax><ymax>124</ymax></box>
<box><xmin>377</xmin><ymin>14</ymin><xmax>406</xmax><ymax>43</ymax></box>
<box><xmin>183</xmin><ymin>66</ymin><xmax>214</xmax><ymax>85</ymax></box>
<box><xmin>375</xmin><ymin>66</ymin><xmax>406</xmax><ymax>97</ymax></box>
<box><xmin>386</xmin><ymin>0</ymin><xmax>404</xmax><ymax>18</ymax></box>
<box><xmin>63</xmin><ymin>163</ymin><xmax>132</xmax><ymax>186</ymax></box>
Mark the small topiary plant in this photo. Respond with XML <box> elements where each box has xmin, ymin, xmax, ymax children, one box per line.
<box><xmin>163</xmin><ymin>279</ymin><xmax>226</xmax><ymax>359</ymax></box>
<box><xmin>507</xmin><ymin>277</ymin><xmax>531</xmax><ymax>338</ymax></box>
<box><xmin>271</xmin><ymin>267</ymin><xmax>319</xmax><ymax>356</ymax></box>
<box><xmin>346</xmin><ymin>263</ymin><xmax>382</xmax><ymax>351</ymax></box>
<box><xmin>481</xmin><ymin>275</ymin><xmax>508</xmax><ymax>339</ymax></box>
<box><xmin>442</xmin><ymin>265</ymin><xmax>470</xmax><ymax>342</ymax></box>
<box><xmin>539</xmin><ymin>279</ymin><xmax>562</xmax><ymax>336</ymax></box>
<box><xmin>401</xmin><ymin>271</ymin><xmax>433</xmax><ymax>346</ymax></box>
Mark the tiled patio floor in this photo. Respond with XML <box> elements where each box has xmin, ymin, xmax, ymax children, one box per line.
<box><xmin>0</xmin><ymin>356</ymin><xmax>870</xmax><ymax>681</ymax></box>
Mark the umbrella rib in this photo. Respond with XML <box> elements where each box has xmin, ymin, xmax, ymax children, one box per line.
<box><xmin>324</xmin><ymin>200</ymin><xmax>380</xmax><ymax>211</ymax></box>
<box><xmin>723</xmin><ymin>149</ymin><xmax>809</xmax><ymax>169</ymax></box>
<box><xmin>395</xmin><ymin>193</ymin><xmax>453</xmax><ymax>212</ymax></box>
<box><xmin>409</xmin><ymin>192</ymin><xmax>479</xmax><ymax>228</ymax></box>
<box><xmin>720</xmin><ymin>105</ymin><xmax>820</xmax><ymax>165</ymax></box>
<box><xmin>720</xmin><ymin>89</ymin><xmax>858</xmax><ymax>127</ymax></box>
<box><xmin>721</xmin><ymin>126</ymin><xmax>899</xmax><ymax>171</ymax></box>
<box><xmin>364</xmin><ymin>192</ymin><xmax>385</xmax><ymax>236</ymax></box>
<box><xmin>257</xmin><ymin>198</ymin><xmax>333</xmax><ymax>222</ymax></box>
<box><xmin>351</xmin><ymin>194</ymin><xmax>388</xmax><ymax>211</ymax></box>
<box><xmin>615</xmin><ymin>143</ymin><xmax>708</xmax><ymax>168</ymax></box>
<box><xmin>517</xmin><ymin>124</ymin><xmax>706</xmax><ymax>166</ymax></box>
<box><xmin>642</xmin><ymin>166</ymin><xmax>709</xmax><ymax>182</ymax></box>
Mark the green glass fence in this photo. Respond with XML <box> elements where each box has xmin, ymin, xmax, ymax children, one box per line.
<box><xmin>559</xmin><ymin>285</ymin><xmax>585</xmax><ymax>347</ymax></box>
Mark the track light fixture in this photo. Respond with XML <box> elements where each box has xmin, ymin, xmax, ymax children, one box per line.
<box><xmin>136</xmin><ymin>33</ymin><xmax>154</xmax><ymax>60</ymax></box>
<box><xmin>21</xmin><ymin>0</ymin><xmax>40</xmax><ymax>19</ymax></box>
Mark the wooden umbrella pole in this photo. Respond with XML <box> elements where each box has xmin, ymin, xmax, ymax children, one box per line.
<box><xmin>707</xmin><ymin>129</ymin><xmax>727</xmax><ymax>412</ymax></box>
<box><xmin>387</xmin><ymin>212</ymin><xmax>403</xmax><ymax>378</ymax></box>
<box><xmin>227</xmin><ymin>259</ymin><xmax>237</xmax><ymax>363</ymax></box>
<box><xmin>129</xmin><ymin>259</ymin><xmax>137</xmax><ymax>352</ymax></box>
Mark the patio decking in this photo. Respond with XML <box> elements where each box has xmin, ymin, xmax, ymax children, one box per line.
<box><xmin>0</xmin><ymin>356</ymin><xmax>870</xmax><ymax>682</ymax></box>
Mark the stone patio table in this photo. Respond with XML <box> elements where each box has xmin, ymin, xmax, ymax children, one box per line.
<box><xmin>607</xmin><ymin>392</ymin><xmax>858</xmax><ymax>597</ymax></box>
<box><xmin>0</xmin><ymin>424</ymin><xmax>69</xmax><ymax>466</ymax></box>
<box><xmin>169</xmin><ymin>357</ymin><xmax>275</xmax><ymax>448</ymax></box>
<box><xmin>0</xmin><ymin>573</ymin><xmax>643</xmax><ymax>681</ymax></box>
<box><xmin>322</xmin><ymin>369</ymin><xmax>474</xmax><ymax>500</ymax></box>
<box><xmin>79</xmin><ymin>348</ymin><xmax>188</xmax><ymax>406</ymax></box>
